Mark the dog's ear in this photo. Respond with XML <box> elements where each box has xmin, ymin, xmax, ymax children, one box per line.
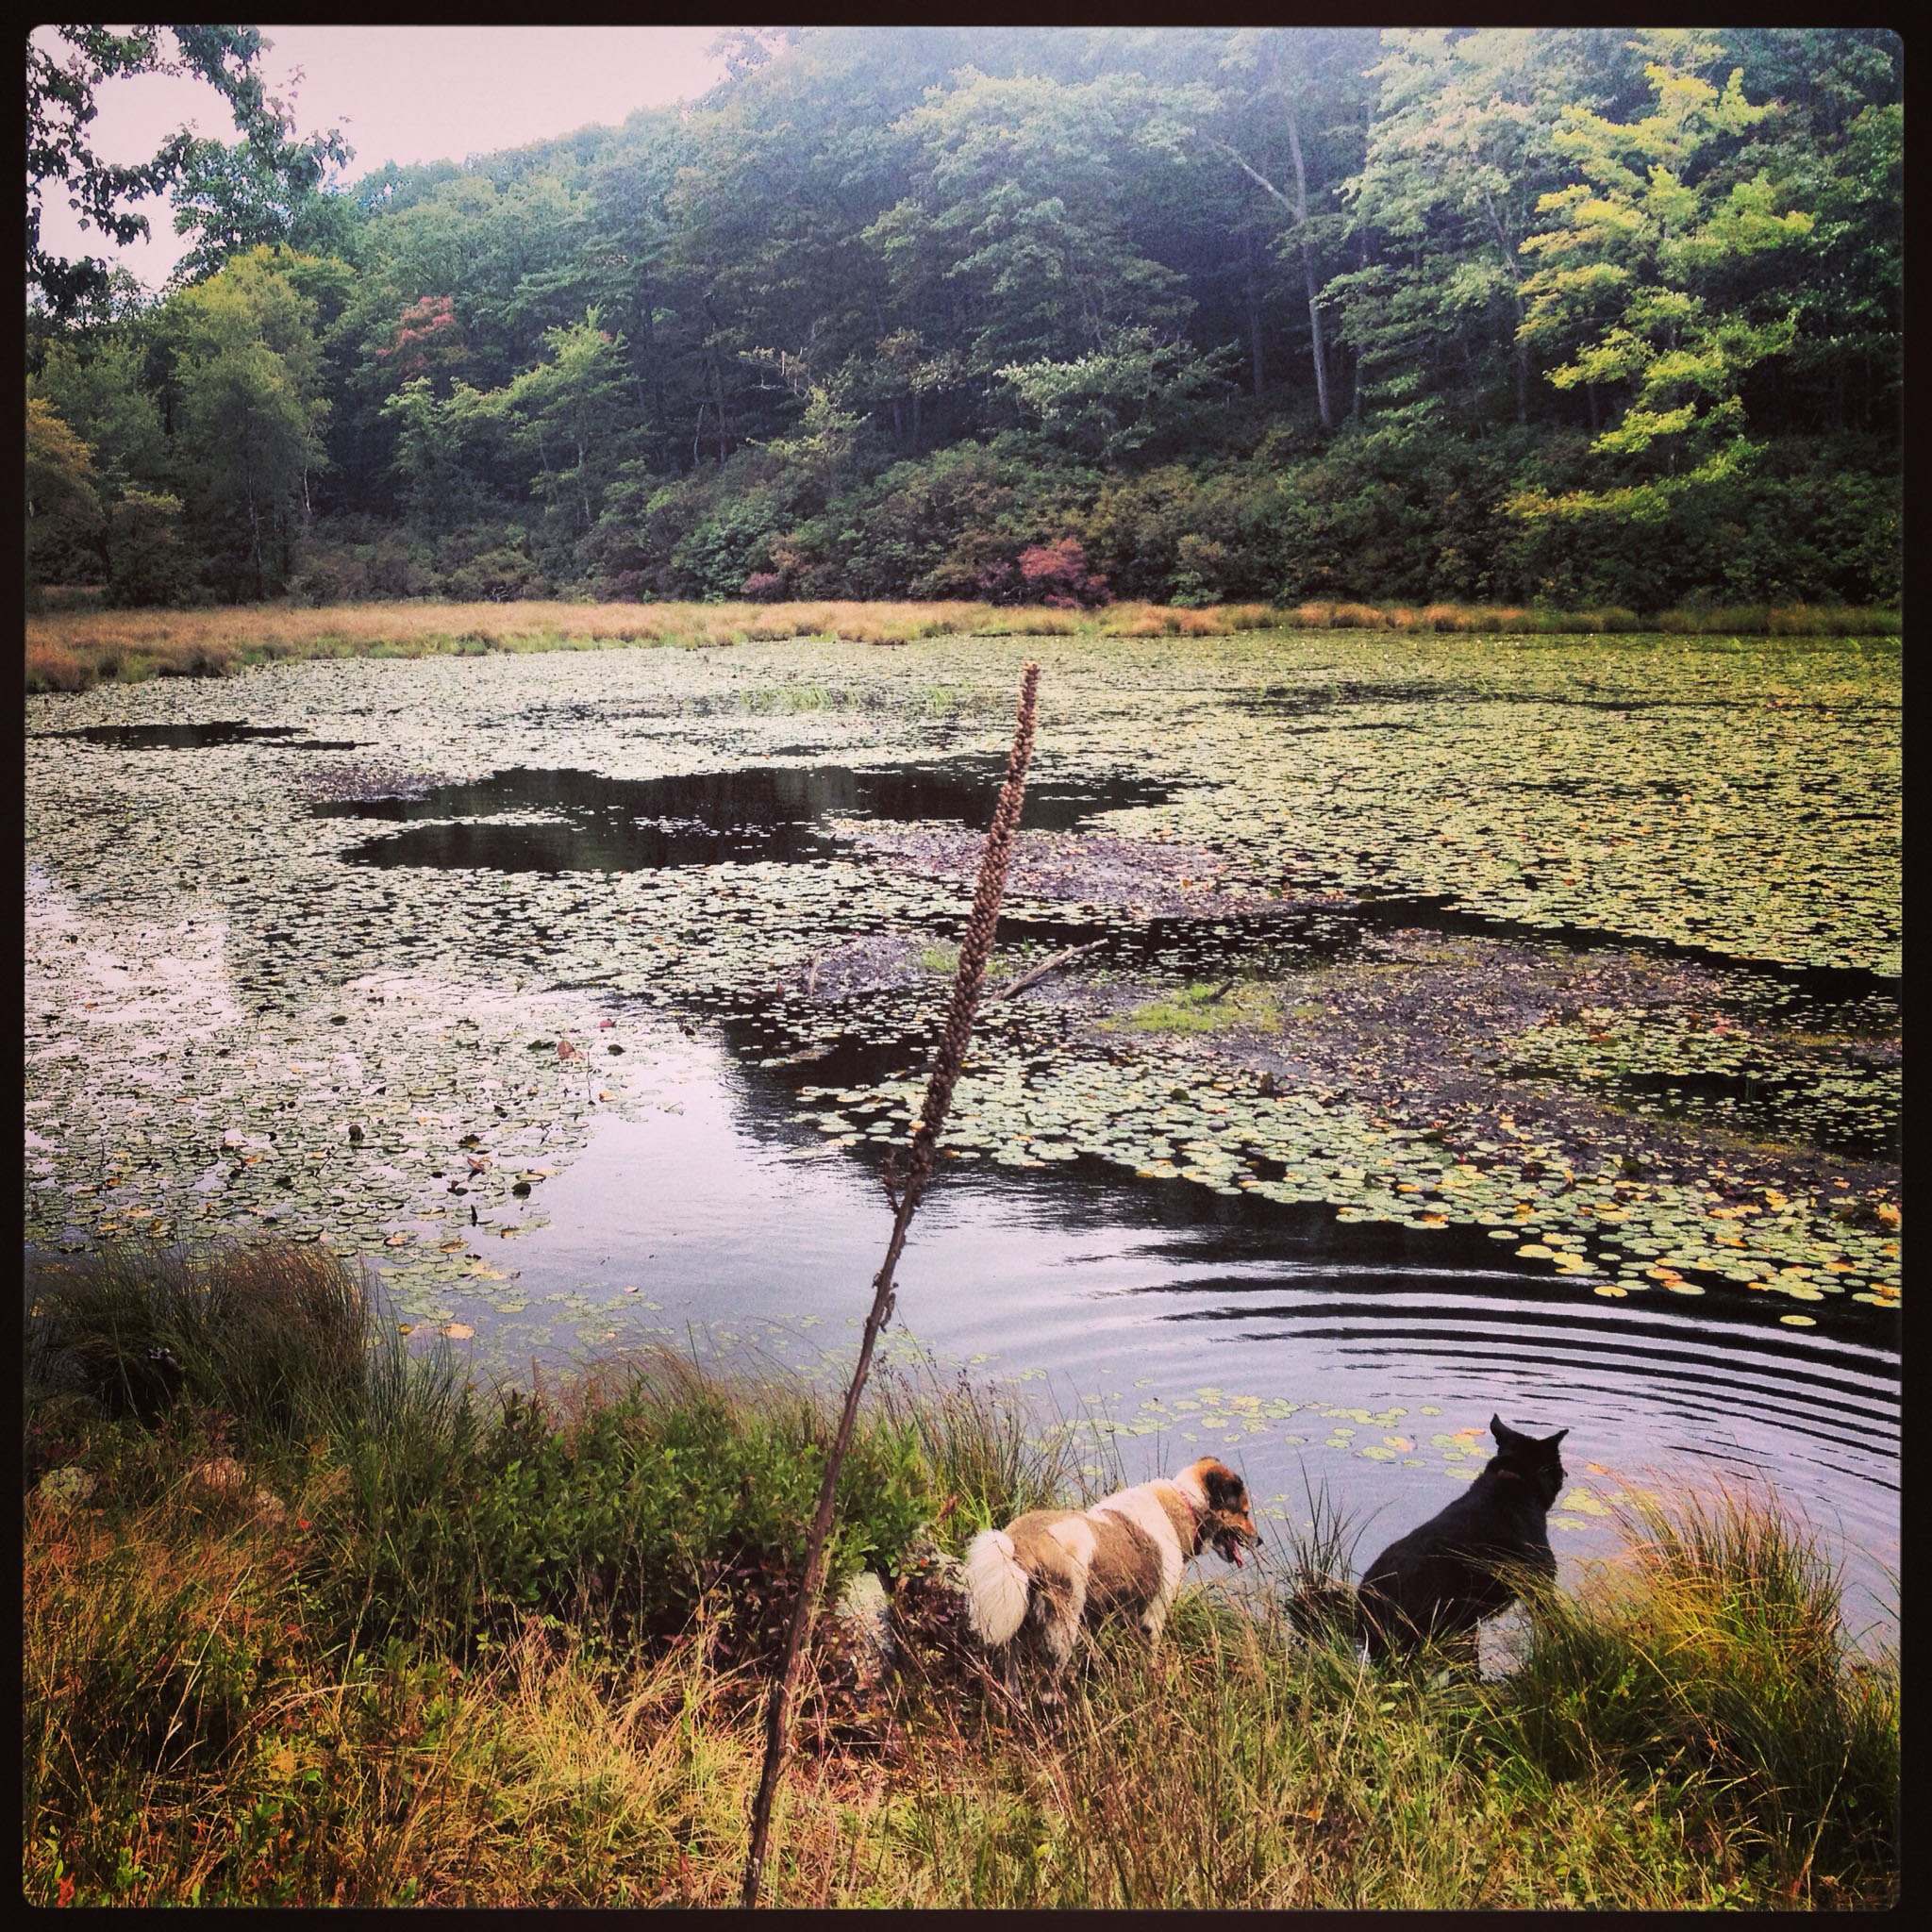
<box><xmin>1490</xmin><ymin>1413</ymin><xmax>1523</xmax><ymax>1447</ymax></box>
<box><xmin>1202</xmin><ymin>1461</ymin><xmax>1248</xmax><ymax>1513</ymax></box>
<box><xmin>1544</xmin><ymin>1428</ymin><xmax>1570</xmax><ymax>1450</ymax></box>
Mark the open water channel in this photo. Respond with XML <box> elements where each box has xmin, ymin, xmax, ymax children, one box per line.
<box><xmin>25</xmin><ymin>632</ymin><xmax>1900</xmax><ymax>1642</ymax></box>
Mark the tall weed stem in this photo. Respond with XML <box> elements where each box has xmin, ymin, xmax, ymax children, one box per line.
<box><xmin>740</xmin><ymin>661</ymin><xmax>1040</xmax><ymax>1906</ymax></box>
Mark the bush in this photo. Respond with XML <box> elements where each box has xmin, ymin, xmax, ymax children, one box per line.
<box><xmin>1018</xmin><ymin>536</ymin><xmax>1109</xmax><ymax>608</ymax></box>
<box><xmin>26</xmin><ymin>1241</ymin><xmax>369</xmax><ymax>1450</ymax></box>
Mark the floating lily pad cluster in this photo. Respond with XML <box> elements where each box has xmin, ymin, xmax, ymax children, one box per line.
<box><xmin>791</xmin><ymin>1028</ymin><xmax>1899</xmax><ymax>1316</ymax></box>
<box><xmin>1499</xmin><ymin>1003</ymin><xmax>1899</xmax><ymax>1160</ymax></box>
<box><xmin>24</xmin><ymin>628</ymin><xmax>1899</xmax><ymax>1343</ymax></box>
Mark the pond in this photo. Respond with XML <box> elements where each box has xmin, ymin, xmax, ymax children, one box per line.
<box><xmin>24</xmin><ymin>629</ymin><xmax>1901</xmax><ymax>1641</ymax></box>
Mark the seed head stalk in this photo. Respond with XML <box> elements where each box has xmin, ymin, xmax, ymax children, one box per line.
<box><xmin>740</xmin><ymin>661</ymin><xmax>1040</xmax><ymax>1908</ymax></box>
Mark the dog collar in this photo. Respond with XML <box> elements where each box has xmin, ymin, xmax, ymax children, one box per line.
<box><xmin>1174</xmin><ymin>1487</ymin><xmax>1209</xmax><ymax>1546</ymax></box>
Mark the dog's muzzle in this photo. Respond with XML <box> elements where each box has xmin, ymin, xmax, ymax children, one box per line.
<box><xmin>1211</xmin><ymin>1517</ymin><xmax>1259</xmax><ymax>1568</ymax></box>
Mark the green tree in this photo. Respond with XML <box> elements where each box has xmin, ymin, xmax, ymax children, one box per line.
<box><xmin>874</xmin><ymin>68</ymin><xmax>1209</xmax><ymax>380</ymax></box>
<box><xmin>1514</xmin><ymin>31</ymin><xmax>1815</xmax><ymax>510</ymax></box>
<box><xmin>167</xmin><ymin>111</ymin><xmax>358</xmax><ymax>285</ymax></box>
<box><xmin>487</xmin><ymin>312</ymin><xmax>636</xmax><ymax>539</ymax></box>
<box><xmin>27</xmin><ymin>338</ymin><xmax>169</xmax><ymax>499</ymax></box>
<box><xmin>107</xmin><ymin>490</ymin><xmax>198</xmax><ymax>606</ymax></box>
<box><xmin>28</xmin><ymin>25</ymin><xmax>304</xmax><ymax>316</ymax></box>
<box><xmin>378</xmin><ymin>377</ymin><xmax>501</xmax><ymax>532</ymax></box>
<box><xmin>161</xmin><ymin>248</ymin><xmax>334</xmax><ymax>596</ymax></box>
<box><xmin>1333</xmin><ymin>29</ymin><xmax>1622</xmax><ymax>429</ymax></box>
<box><xmin>25</xmin><ymin>396</ymin><xmax>105</xmax><ymax>593</ymax></box>
<box><xmin>995</xmin><ymin>327</ymin><xmax>1236</xmax><ymax>467</ymax></box>
<box><xmin>1208</xmin><ymin>28</ymin><xmax>1376</xmax><ymax>426</ymax></box>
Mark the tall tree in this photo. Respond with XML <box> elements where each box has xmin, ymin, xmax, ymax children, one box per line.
<box><xmin>167</xmin><ymin>111</ymin><xmax>358</xmax><ymax>284</ymax></box>
<box><xmin>160</xmin><ymin>247</ymin><xmax>334</xmax><ymax>595</ymax></box>
<box><xmin>25</xmin><ymin>396</ymin><xmax>105</xmax><ymax>592</ymax></box>
<box><xmin>874</xmin><ymin>69</ymin><xmax>1208</xmax><ymax>384</ymax></box>
<box><xmin>1208</xmin><ymin>28</ymin><xmax>1374</xmax><ymax>426</ymax></box>
<box><xmin>1333</xmin><ymin>29</ymin><xmax>1624</xmax><ymax>429</ymax></box>
<box><xmin>1516</xmin><ymin>30</ymin><xmax>1815</xmax><ymax>492</ymax></box>
<box><xmin>29</xmin><ymin>25</ymin><xmax>298</xmax><ymax>315</ymax></box>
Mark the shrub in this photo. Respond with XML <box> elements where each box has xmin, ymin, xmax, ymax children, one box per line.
<box><xmin>1018</xmin><ymin>537</ymin><xmax>1109</xmax><ymax>608</ymax></box>
<box><xmin>26</xmin><ymin>1241</ymin><xmax>369</xmax><ymax>1448</ymax></box>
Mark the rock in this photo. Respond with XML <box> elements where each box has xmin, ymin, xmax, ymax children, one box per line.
<box><xmin>191</xmin><ymin>1455</ymin><xmax>249</xmax><ymax>1497</ymax></box>
<box><xmin>832</xmin><ymin>1570</ymin><xmax>894</xmax><ymax>1674</ymax></box>
<box><xmin>36</xmin><ymin>1463</ymin><xmax>97</xmax><ymax>1508</ymax></box>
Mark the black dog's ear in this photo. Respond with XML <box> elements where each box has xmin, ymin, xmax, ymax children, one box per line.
<box><xmin>1490</xmin><ymin>1413</ymin><xmax>1523</xmax><ymax>1447</ymax></box>
<box><xmin>1545</xmin><ymin>1428</ymin><xmax>1570</xmax><ymax>1450</ymax></box>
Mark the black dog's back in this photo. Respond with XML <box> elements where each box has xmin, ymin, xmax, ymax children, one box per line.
<box><xmin>1356</xmin><ymin>1414</ymin><xmax>1568</xmax><ymax>1659</ymax></box>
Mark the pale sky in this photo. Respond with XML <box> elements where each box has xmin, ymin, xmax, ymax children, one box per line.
<box><xmin>31</xmin><ymin>25</ymin><xmax>735</xmax><ymax>290</ymax></box>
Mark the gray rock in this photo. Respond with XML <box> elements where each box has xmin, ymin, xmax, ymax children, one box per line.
<box><xmin>36</xmin><ymin>1464</ymin><xmax>97</xmax><ymax>1508</ymax></box>
<box><xmin>833</xmin><ymin>1569</ymin><xmax>894</xmax><ymax>1673</ymax></box>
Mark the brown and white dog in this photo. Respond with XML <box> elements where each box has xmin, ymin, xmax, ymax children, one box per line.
<box><xmin>962</xmin><ymin>1457</ymin><xmax>1258</xmax><ymax>1690</ymax></box>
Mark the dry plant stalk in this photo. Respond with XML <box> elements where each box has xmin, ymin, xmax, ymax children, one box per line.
<box><xmin>740</xmin><ymin>660</ymin><xmax>1041</xmax><ymax>1908</ymax></box>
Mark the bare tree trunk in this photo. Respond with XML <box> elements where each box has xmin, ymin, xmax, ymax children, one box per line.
<box><xmin>1283</xmin><ymin>93</ymin><xmax>1333</xmax><ymax>431</ymax></box>
<box><xmin>705</xmin><ymin>331</ymin><xmax>729</xmax><ymax>464</ymax></box>
<box><xmin>1481</xmin><ymin>190</ymin><xmax>1530</xmax><ymax>427</ymax></box>
<box><xmin>1244</xmin><ymin>229</ymin><xmax>1266</xmax><ymax>397</ymax></box>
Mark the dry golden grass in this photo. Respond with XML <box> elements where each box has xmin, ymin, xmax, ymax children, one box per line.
<box><xmin>24</xmin><ymin>594</ymin><xmax>1902</xmax><ymax>692</ymax></box>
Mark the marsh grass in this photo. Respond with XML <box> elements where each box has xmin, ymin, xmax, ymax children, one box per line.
<box><xmin>22</xmin><ymin>1239</ymin><xmax>1897</xmax><ymax>1907</ymax></box>
<box><xmin>1482</xmin><ymin>1485</ymin><xmax>1899</xmax><ymax>1903</ymax></box>
<box><xmin>1108</xmin><ymin>978</ymin><xmax>1283</xmax><ymax>1036</ymax></box>
<box><xmin>24</xmin><ymin>595</ymin><xmax>1902</xmax><ymax>690</ymax></box>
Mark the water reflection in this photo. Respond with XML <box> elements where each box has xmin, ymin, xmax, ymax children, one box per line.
<box><xmin>325</xmin><ymin>758</ymin><xmax>1176</xmax><ymax>873</ymax></box>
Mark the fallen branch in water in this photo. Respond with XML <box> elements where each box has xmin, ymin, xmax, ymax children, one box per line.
<box><xmin>989</xmin><ymin>937</ymin><xmax>1108</xmax><ymax>1003</ymax></box>
<box><xmin>740</xmin><ymin>660</ymin><xmax>1041</xmax><ymax>1910</ymax></box>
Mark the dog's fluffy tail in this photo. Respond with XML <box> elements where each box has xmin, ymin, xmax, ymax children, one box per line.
<box><xmin>963</xmin><ymin>1528</ymin><xmax>1032</xmax><ymax>1647</ymax></box>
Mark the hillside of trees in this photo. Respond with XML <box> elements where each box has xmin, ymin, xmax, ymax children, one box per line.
<box><xmin>25</xmin><ymin>26</ymin><xmax>1901</xmax><ymax>613</ymax></box>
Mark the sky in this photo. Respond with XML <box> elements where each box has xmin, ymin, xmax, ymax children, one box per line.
<box><xmin>31</xmin><ymin>25</ymin><xmax>734</xmax><ymax>291</ymax></box>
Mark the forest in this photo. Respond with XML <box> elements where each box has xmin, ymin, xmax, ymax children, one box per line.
<box><xmin>25</xmin><ymin>25</ymin><xmax>1902</xmax><ymax>615</ymax></box>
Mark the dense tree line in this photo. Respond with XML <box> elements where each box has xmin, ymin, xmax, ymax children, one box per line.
<box><xmin>25</xmin><ymin>25</ymin><xmax>1901</xmax><ymax>611</ymax></box>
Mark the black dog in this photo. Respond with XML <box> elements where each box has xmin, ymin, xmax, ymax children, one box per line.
<box><xmin>1291</xmin><ymin>1416</ymin><xmax>1568</xmax><ymax>1661</ymax></box>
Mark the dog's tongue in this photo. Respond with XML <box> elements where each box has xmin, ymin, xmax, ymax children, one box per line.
<box><xmin>1230</xmin><ymin>1545</ymin><xmax>1244</xmax><ymax>1568</ymax></box>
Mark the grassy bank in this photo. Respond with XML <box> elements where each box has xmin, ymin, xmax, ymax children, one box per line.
<box><xmin>24</xmin><ymin>595</ymin><xmax>1902</xmax><ymax>692</ymax></box>
<box><xmin>25</xmin><ymin>1241</ymin><xmax>1897</xmax><ymax>1907</ymax></box>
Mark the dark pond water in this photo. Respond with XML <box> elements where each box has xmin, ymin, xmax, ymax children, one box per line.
<box><xmin>322</xmin><ymin>758</ymin><xmax>1175</xmax><ymax>872</ymax></box>
<box><xmin>412</xmin><ymin>1021</ymin><xmax>1899</xmax><ymax>1644</ymax></box>
<box><xmin>34</xmin><ymin>723</ymin><xmax>364</xmax><ymax>750</ymax></box>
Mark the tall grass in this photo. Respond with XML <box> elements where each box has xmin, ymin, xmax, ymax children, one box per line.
<box><xmin>1482</xmin><ymin>1485</ymin><xmax>1898</xmax><ymax>1902</ymax></box>
<box><xmin>24</xmin><ymin>595</ymin><xmax>1902</xmax><ymax>689</ymax></box>
<box><xmin>26</xmin><ymin>1241</ymin><xmax>366</xmax><ymax>1444</ymax></box>
<box><xmin>22</xmin><ymin>1238</ymin><xmax>1897</xmax><ymax>1907</ymax></box>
